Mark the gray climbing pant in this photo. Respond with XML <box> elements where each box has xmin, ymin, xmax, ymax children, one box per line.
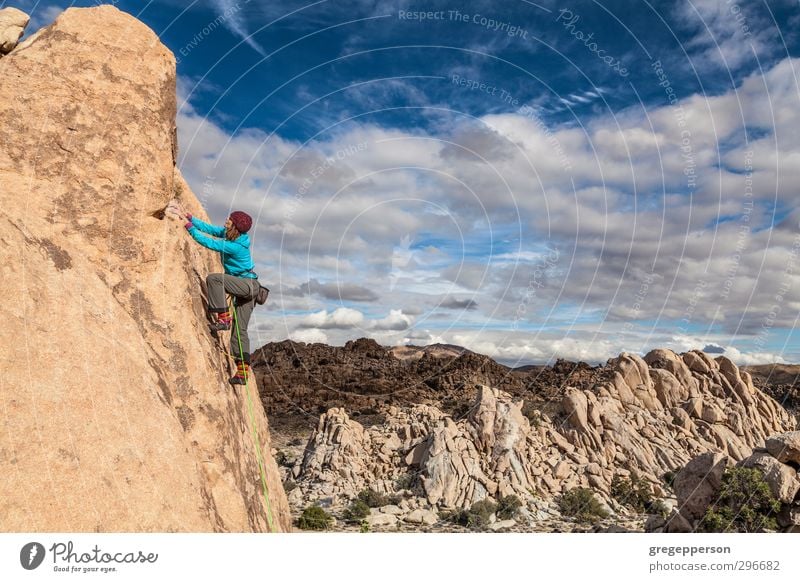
<box><xmin>206</xmin><ymin>273</ymin><xmax>259</xmax><ymax>362</ymax></box>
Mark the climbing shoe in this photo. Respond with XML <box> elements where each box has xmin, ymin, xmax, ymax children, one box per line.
<box><xmin>229</xmin><ymin>361</ymin><xmax>251</xmax><ymax>386</ymax></box>
<box><xmin>209</xmin><ymin>310</ymin><xmax>232</xmax><ymax>332</ymax></box>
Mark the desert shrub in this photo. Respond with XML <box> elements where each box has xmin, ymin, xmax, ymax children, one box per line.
<box><xmin>441</xmin><ymin>499</ymin><xmax>498</xmax><ymax>530</ymax></box>
<box><xmin>359</xmin><ymin>520</ymin><xmax>370</xmax><ymax>533</ymax></box>
<box><xmin>558</xmin><ymin>488</ymin><xmax>609</xmax><ymax>523</ymax></box>
<box><xmin>342</xmin><ymin>499</ymin><xmax>370</xmax><ymax>522</ymax></box>
<box><xmin>394</xmin><ymin>473</ymin><xmax>416</xmax><ymax>491</ymax></box>
<box><xmin>297</xmin><ymin>505</ymin><xmax>333</xmax><ymax>531</ymax></box>
<box><xmin>521</xmin><ymin>403</ymin><xmax>542</xmax><ymax>428</ymax></box>
<box><xmin>275</xmin><ymin>450</ymin><xmax>289</xmax><ymax>466</ymax></box>
<box><xmin>698</xmin><ymin>467</ymin><xmax>780</xmax><ymax>533</ymax></box>
<box><xmin>357</xmin><ymin>488</ymin><xmax>389</xmax><ymax>508</ymax></box>
<box><xmin>467</xmin><ymin>499</ymin><xmax>498</xmax><ymax>529</ymax></box>
<box><xmin>611</xmin><ymin>471</ymin><xmax>654</xmax><ymax>512</ymax></box>
<box><xmin>439</xmin><ymin>508</ymin><xmax>469</xmax><ymax>526</ymax></box>
<box><xmin>497</xmin><ymin>495</ymin><xmax>523</xmax><ymax>520</ymax></box>
<box><xmin>649</xmin><ymin>499</ymin><xmax>671</xmax><ymax>519</ymax></box>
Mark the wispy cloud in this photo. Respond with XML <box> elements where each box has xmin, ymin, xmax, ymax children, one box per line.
<box><xmin>208</xmin><ymin>0</ymin><xmax>268</xmax><ymax>57</ymax></box>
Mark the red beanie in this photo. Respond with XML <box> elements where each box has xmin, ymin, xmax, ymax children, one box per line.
<box><xmin>229</xmin><ymin>211</ymin><xmax>252</xmax><ymax>233</ymax></box>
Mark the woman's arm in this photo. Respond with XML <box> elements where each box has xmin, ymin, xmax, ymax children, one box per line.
<box><xmin>189</xmin><ymin>216</ymin><xmax>226</xmax><ymax>237</ymax></box>
<box><xmin>186</xmin><ymin>226</ymin><xmax>228</xmax><ymax>252</ymax></box>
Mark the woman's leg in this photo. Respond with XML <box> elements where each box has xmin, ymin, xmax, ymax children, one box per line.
<box><xmin>230</xmin><ymin>296</ymin><xmax>255</xmax><ymax>361</ymax></box>
<box><xmin>225</xmin><ymin>278</ymin><xmax>258</xmax><ymax>385</ymax></box>
<box><xmin>205</xmin><ymin>273</ymin><xmax>228</xmax><ymax>312</ymax></box>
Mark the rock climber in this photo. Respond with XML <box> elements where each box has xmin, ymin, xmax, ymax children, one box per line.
<box><xmin>180</xmin><ymin>207</ymin><xmax>259</xmax><ymax>386</ymax></box>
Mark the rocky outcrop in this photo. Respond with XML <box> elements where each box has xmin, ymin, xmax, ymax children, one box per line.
<box><xmin>254</xmin><ymin>338</ymin><xmax>603</xmax><ymax>433</ymax></box>
<box><xmin>0</xmin><ymin>6</ymin><xmax>290</xmax><ymax>532</ymax></box>
<box><xmin>744</xmin><ymin>364</ymin><xmax>800</xmax><ymax>418</ymax></box>
<box><xmin>288</xmin><ymin>350</ymin><xmax>794</xmax><ymax>522</ymax></box>
<box><xmin>658</xmin><ymin>431</ymin><xmax>800</xmax><ymax>532</ymax></box>
<box><xmin>0</xmin><ymin>7</ymin><xmax>28</xmax><ymax>54</ymax></box>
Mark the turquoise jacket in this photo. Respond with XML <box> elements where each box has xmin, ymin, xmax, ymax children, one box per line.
<box><xmin>187</xmin><ymin>217</ymin><xmax>258</xmax><ymax>279</ymax></box>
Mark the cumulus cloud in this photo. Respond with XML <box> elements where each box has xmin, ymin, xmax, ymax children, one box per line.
<box><xmin>289</xmin><ymin>328</ymin><xmax>329</xmax><ymax>344</ymax></box>
<box><xmin>371</xmin><ymin>309</ymin><xmax>413</xmax><ymax>331</ymax></box>
<box><xmin>298</xmin><ymin>308</ymin><xmax>365</xmax><ymax>329</ymax></box>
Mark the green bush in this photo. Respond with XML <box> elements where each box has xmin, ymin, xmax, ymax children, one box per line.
<box><xmin>441</xmin><ymin>499</ymin><xmax>498</xmax><ymax>530</ymax></box>
<box><xmin>342</xmin><ymin>499</ymin><xmax>370</xmax><ymax>522</ymax></box>
<box><xmin>467</xmin><ymin>499</ymin><xmax>498</xmax><ymax>529</ymax></box>
<box><xmin>497</xmin><ymin>495</ymin><xmax>523</xmax><ymax>520</ymax></box>
<box><xmin>698</xmin><ymin>467</ymin><xmax>781</xmax><ymax>533</ymax></box>
<box><xmin>357</xmin><ymin>489</ymin><xmax>389</xmax><ymax>508</ymax></box>
<box><xmin>394</xmin><ymin>473</ymin><xmax>416</xmax><ymax>491</ymax></box>
<box><xmin>611</xmin><ymin>471</ymin><xmax>654</xmax><ymax>512</ymax></box>
<box><xmin>297</xmin><ymin>505</ymin><xmax>333</xmax><ymax>531</ymax></box>
<box><xmin>558</xmin><ymin>488</ymin><xmax>609</xmax><ymax>523</ymax></box>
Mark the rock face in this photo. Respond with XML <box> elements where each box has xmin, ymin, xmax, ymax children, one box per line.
<box><xmin>289</xmin><ymin>350</ymin><xmax>795</xmax><ymax>518</ymax></box>
<box><xmin>0</xmin><ymin>6</ymin><xmax>290</xmax><ymax>532</ymax></box>
<box><xmin>0</xmin><ymin>7</ymin><xmax>28</xmax><ymax>54</ymax></box>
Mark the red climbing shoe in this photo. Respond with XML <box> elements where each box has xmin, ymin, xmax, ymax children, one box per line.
<box><xmin>229</xmin><ymin>361</ymin><xmax>251</xmax><ymax>385</ymax></box>
<box><xmin>209</xmin><ymin>310</ymin><xmax>232</xmax><ymax>332</ymax></box>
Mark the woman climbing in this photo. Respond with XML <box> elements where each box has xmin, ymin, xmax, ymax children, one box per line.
<box><xmin>181</xmin><ymin>208</ymin><xmax>259</xmax><ymax>386</ymax></box>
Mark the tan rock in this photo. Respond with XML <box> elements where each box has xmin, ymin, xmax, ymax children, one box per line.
<box><xmin>404</xmin><ymin>508</ymin><xmax>438</xmax><ymax>525</ymax></box>
<box><xmin>674</xmin><ymin>452</ymin><xmax>729</xmax><ymax>521</ymax></box>
<box><xmin>562</xmin><ymin>389</ymin><xmax>589</xmax><ymax>431</ymax></box>
<box><xmin>683</xmin><ymin>351</ymin><xmax>710</xmax><ymax>375</ymax></box>
<box><xmin>765</xmin><ymin>432</ymin><xmax>800</xmax><ymax>464</ymax></box>
<box><xmin>366</xmin><ymin>513</ymin><xmax>397</xmax><ymax>527</ymax></box>
<box><xmin>741</xmin><ymin>452</ymin><xmax>800</xmax><ymax>504</ymax></box>
<box><xmin>0</xmin><ymin>7</ymin><xmax>28</xmax><ymax>54</ymax></box>
<box><xmin>684</xmin><ymin>397</ymin><xmax>704</xmax><ymax>419</ymax></box>
<box><xmin>489</xmin><ymin>519</ymin><xmax>516</xmax><ymax>531</ymax></box>
<box><xmin>664</xmin><ymin>509</ymin><xmax>693</xmax><ymax>533</ymax></box>
<box><xmin>0</xmin><ymin>7</ymin><xmax>290</xmax><ymax>532</ymax></box>
<box><xmin>651</xmin><ymin>368</ymin><xmax>686</xmax><ymax>408</ymax></box>
<box><xmin>379</xmin><ymin>504</ymin><xmax>403</xmax><ymax>515</ymax></box>
<box><xmin>701</xmin><ymin>403</ymin><xmax>726</xmax><ymax>424</ymax></box>
<box><xmin>645</xmin><ymin>349</ymin><xmax>696</xmax><ymax>391</ymax></box>
<box><xmin>777</xmin><ymin>506</ymin><xmax>800</xmax><ymax>529</ymax></box>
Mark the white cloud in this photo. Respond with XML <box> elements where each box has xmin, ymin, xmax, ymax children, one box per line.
<box><xmin>371</xmin><ymin>309</ymin><xmax>412</xmax><ymax>331</ymax></box>
<box><xmin>299</xmin><ymin>308</ymin><xmax>365</xmax><ymax>329</ymax></box>
<box><xmin>674</xmin><ymin>0</ymin><xmax>779</xmax><ymax>72</ymax></box>
<box><xmin>289</xmin><ymin>328</ymin><xmax>329</xmax><ymax>344</ymax></box>
<box><xmin>208</xmin><ymin>0</ymin><xmax>268</xmax><ymax>57</ymax></box>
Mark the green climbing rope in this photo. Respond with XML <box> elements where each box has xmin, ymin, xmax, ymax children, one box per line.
<box><xmin>229</xmin><ymin>295</ymin><xmax>276</xmax><ymax>533</ymax></box>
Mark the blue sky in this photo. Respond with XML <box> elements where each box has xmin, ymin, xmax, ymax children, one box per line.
<box><xmin>12</xmin><ymin>0</ymin><xmax>800</xmax><ymax>364</ymax></box>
